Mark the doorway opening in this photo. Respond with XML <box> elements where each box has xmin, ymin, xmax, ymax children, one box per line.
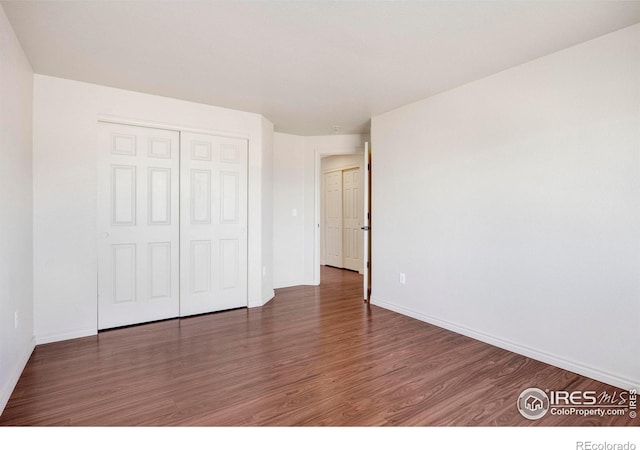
<box><xmin>313</xmin><ymin>143</ymin><xmax>371</xmax><ymax>302</ymax></box>
<box><xmin>321</xmin><ymin>158</ymin><xmax>364</xmax><ymax>273</ymax></box>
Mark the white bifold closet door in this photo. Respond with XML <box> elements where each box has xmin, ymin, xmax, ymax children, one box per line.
<box><xmin>98</xmin><ymin>123</ymin><xmax>180</xmax><ymax>329</ymax></box>
<box><xmin>98</xmin><ymin>123</ymin><xmax>248</xmax><ymax>329</ymax></box>
<box><xmin>324</xmin><ymin>170</ymin><xmax>343</xmax><ymax>268</ymax></box>
<box><xmin>179</xmin><ymin>132</ymin><xmax>248</xmax><ymax>317</ymax></box>
<box><xmin>342</xmin><ymin>168</ymin><xmax>363</xmax><ymax>272</ymax></box>
<box><xmin>323</xmin><ymin>167</ymin><xmax>363</xmax><ymax>272</ymax></box>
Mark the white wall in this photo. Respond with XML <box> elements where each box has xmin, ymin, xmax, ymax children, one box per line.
<box><xmin>272</xmin><ymin>133</ymin><xmax>367</xmax><ymax>288</ymax></box>
<box><xmin>0</xmin><ymin>5</ymin><xmax>34</xmax><ymax>414</ymax></box>
<box><xmin>371</xmin><ymin>24</ymin><xmax>640</xmax><ymax>389</ymax></box>
<box><xmin>33</xmin><ymin>75</ymin><xmax>273</xmax><ymax>344</ymax></box>
<box><xmin>273</xmin><ymin>133</ymin><xmax>307</xmax><ymax>287</ymax></box>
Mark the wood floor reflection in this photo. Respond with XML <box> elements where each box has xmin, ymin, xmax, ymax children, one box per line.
<box><xmin>0</xmin><ymin>266</ymin><xmax>634</xmax><ymax>426</ymax></box>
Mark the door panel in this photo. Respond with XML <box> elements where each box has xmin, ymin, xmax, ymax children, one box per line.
<box><xmin>324</xmin><ymin>170</ymin><xmax>343</xmax><ymax>268</ymax></box>
<box><xmin>190</xmin><ymin>240</ymin><xmax>212</xmax><ymax>294</ymax></box>
<box><xmin>180</xmin><ymin>132</ymin><xmax>248</xmax><ymax>316</ymax></box>
<box><xmin>148</xmin><ymin>242</ymin><xmax>171</xmax><ymax>298</ymax></box>
<box><xmin>343</xmin><ymin>168</ymin><xmax>363</xmax><ymax>272</ymax></box>
<box><xmin>112</xmin><ymin>165</ymin><xmax>136</xmax><ymax>225</ymax></box>
<box><xmin>148</xmin><ymin>168</ymin><xmax>171</xmax><ymax>224</ymax></box>
<box><xmin>191</xmin><ymin>169</ymin><xmax>212</xmax><ymax>223</ymax></box>
<box><xmin>113</xmin><ymin>244</ymin><xmax>136</xmax><ymax>303</ymax></box>
<box><xmin>98</xmin><ymin>123</ymin><xmax>180</xmax><ymax>329</ymax></box>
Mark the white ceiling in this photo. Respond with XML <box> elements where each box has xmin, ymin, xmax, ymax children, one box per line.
<box><xmin>3</xmin><ymin>1</ymin><xmax>640</xmax><ymax>135</ymax></box>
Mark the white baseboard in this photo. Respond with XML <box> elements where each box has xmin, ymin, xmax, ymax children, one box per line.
<box><xmin>35</xmin><ymin>327</ymin><xmax>96</xmax><ymax>345</ymax></box>
<box><xmin>0</xmin><ymin>337</ymin><xmax>35</xmax><ymax>416</ymax></box>
<box><xmin>262</xmin><ymin>289</ymin><xmax>275</xmax><ymax>306</ymax></box>
<box><xmin>273</xmin><ymin>279</ymin><xmax>315</xmax><ymax>289</ymax></box>
<box><xmin>370</xmin><ymin>296</ymin><xmax>639</xmax><ymax>391</ymax></box>
<box><xmin>248</xmin><ymin>290</ymin><xmax>275</xmax><ymax>308</ymax></box>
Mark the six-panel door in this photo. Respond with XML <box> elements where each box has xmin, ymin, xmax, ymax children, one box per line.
<box><xmin>98</xmin><ymin>123</ymin><xmax>249</xmax><ymax>329</ymax></box>
<box><xmin>97</xmin><ymin>123</ymin><xmax>180</xmax><ymax>329</ymax></box>
<box><xmin>324</xmin><ymin>170</ymin><xmax>343</xmax><ymax>268</ymax></box>
<box><xmin>179</xmin><ymin>132</ymin><xmax>248</xmax><ymax>316</ymax></box>
<box><xmin>343</xmin><ymin>167</ymin><xmax>363</xmax><ymax>272</ymax></box>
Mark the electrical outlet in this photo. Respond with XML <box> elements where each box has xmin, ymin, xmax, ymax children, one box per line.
<box><xmin>292</xmin><ymin>208</ymin><xmax>297</xmax><ymax>217</ymax></box>
<box><xmin>14</xmin><ymin>311</ymin><xmax>19</xmax><ymax>329</ymax></box>
<box><xmin>399</xmin><ymin>273</ymin><xmax>406</xmax><ymax>285</ymax></box>
<box><xmin>262</xmin><ymin>266</ymin><xmax>267</xmax><ymax>277</ymax></box>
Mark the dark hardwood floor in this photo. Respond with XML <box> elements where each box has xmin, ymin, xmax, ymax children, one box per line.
<box><xmin>0</xmin><ymin>266</ymin><xmax>635</xmax><ymax>426</ymax></box>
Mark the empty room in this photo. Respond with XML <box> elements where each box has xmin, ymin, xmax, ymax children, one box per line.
<box><xmin>1</xmin><ymin>0</ymin><xmax>639</xmax><ymax>443</ymax></box>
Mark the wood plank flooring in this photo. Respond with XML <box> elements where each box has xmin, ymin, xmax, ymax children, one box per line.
<box><xmin>0</xmin><ymin>266</ymin><xmax>636</xmax><ymax>426</ymax></box>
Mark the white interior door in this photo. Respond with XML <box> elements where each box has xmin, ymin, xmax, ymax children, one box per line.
<box><xmin>180</xmin><ymin>132</ymin><xmax>248</xmax><ymax>316</ymax></box>
<box><xmin>324</xmin><ymin>170</ymin><xmax>343</xmax><ymax>268</ymax></box>
<box><xmin>98</xmin><ymin>122</ymin><xmax>180</xmax><ymax>329</ymax></box>
<box><xmin>363</xmin><ymin>143</ymin><xmax>371</xmax><ymax>301</ymax></box>
<box><xmin>343</xmin><ymin>167</ymin><xmax>363</xmax><ymax>272</ymax></box>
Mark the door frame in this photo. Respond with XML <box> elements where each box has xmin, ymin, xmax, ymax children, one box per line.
<box><xmin>97</xmin><ymin>115</ymin><xmax>250</xmax><ymax>141</ymax></box>
<box><xmin>313</xmin><ymin>146</ymin><xmax>363</xmax><ymax>285</ymax></box>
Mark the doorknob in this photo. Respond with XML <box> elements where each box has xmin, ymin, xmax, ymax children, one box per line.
<box><xmin>361</xmin><ymin>226</ymin><xmax>370</xmax><ymax>231</ymax></box>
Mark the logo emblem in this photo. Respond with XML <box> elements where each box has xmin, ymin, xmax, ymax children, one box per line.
<box><xmin>517</xmin><ymin>388</ymin><xmax>550</xmax><ymax>420</ymax></box>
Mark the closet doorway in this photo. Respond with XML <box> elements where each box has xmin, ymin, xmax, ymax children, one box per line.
<box><xmin>97</xmin><ymin>122</ymin><xmax>248</xmax><ymax>330</ymax></box>
<box><xmin>321</xmin><ymin>155</ymin><xmax>364</xmax><ymax>273</ymax></box>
